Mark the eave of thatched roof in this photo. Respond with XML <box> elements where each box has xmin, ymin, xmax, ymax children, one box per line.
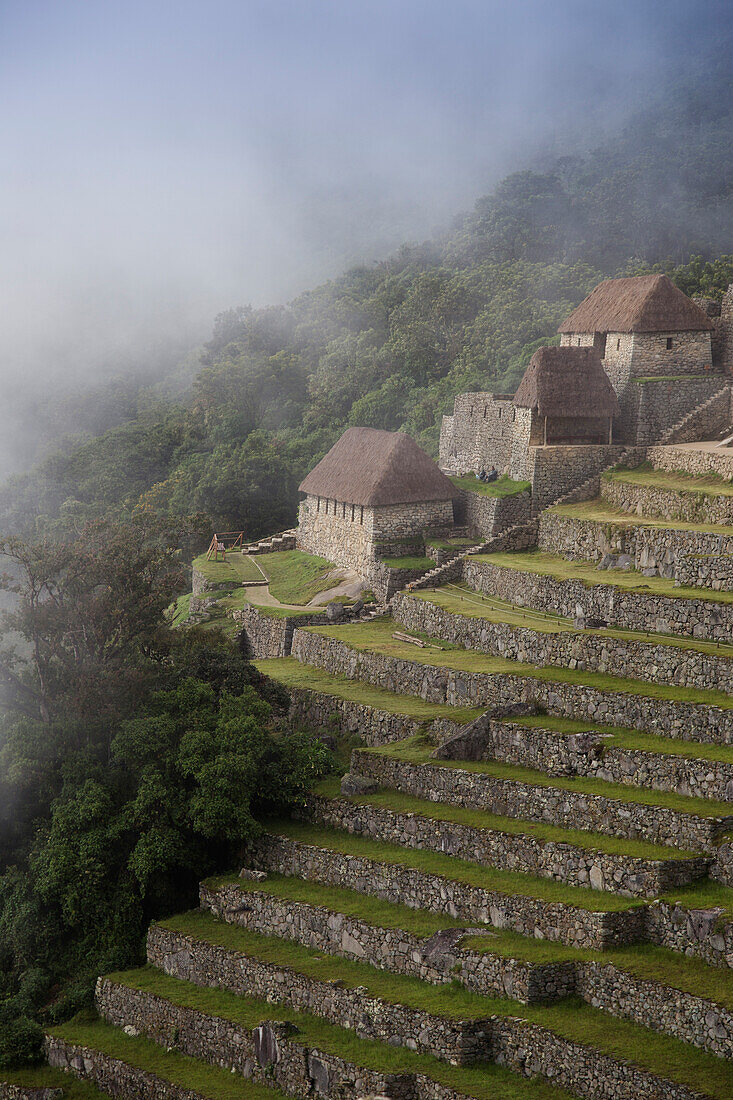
<box><xmin>514</xmin><ymin>346</ymin><xmax>619</xmax><ymax>419</ymax></box>
<box><xmin>559</xmin><ymin>274</ymin><xmax>714</xmax><ymax>334</ymax></box>
<box><xmin>299</xmin><ymin>427</ymin><xmax>459</xmax><ymax>506</ymax></box>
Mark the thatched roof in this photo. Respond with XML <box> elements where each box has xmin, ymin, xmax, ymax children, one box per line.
<box><xmin>514</xmin><ymin>346</ymin><xmax>619</xmax><ymax>418</ymax></box>
<box><xmin>559</xmin><ymin>275</ymin><xmax>714</xmax><ymax>334</ymax></box>
<box><xmin>299</xmin><ymin>427</ymin><xmax>458</xmax><ymax>507</ymax></box>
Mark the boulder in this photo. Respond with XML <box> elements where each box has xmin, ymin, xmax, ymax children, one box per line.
<box><xmin>340</xmin><ymin>773</ymin><xmax>380</xmax><ymax>796</ymax></box>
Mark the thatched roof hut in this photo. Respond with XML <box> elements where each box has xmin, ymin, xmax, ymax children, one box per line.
<box><xmin>299</xmin><ymin>427</ymin><xmax>458</xmax><ymax>506</ymax></box>
<box><xmin>559</xmin><ymin>274</ymin><xmax>714</xmax><ymax>334</ymax></box>
<box><xmin>514</xmin><ymin>346</ymin><xmax>619</xmax><ymax>419</ymax></box>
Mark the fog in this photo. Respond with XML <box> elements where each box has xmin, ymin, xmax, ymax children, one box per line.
<box><xmin>0</xmin><ymin>0</ymin><xmax>726</xmax><ymax>477</ymax></box>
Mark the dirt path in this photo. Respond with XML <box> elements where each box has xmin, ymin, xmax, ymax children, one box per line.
<box><xmin>241</xmin><ymin>570</ymin><xmax>364</xmax><ymax>612</ymax></box>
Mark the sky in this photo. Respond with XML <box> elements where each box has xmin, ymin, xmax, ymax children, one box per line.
<box><xmin>0</xmin><ymin>0</ymin><xmax>726</xmax><ymax>472</ymax></box>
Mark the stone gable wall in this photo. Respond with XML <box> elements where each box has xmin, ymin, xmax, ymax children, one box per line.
<box><xmin>462</xmin><ymin>556</ymin><xmax>733</xmax><ymax>642</ymax></box>
<box><xmin>349</xmin><ymin>750</ymin><xmax>729</xmax><ymax>855</ymax></box>
<box><xmin>390</xmin><ymin>590</ymin><xmax>733</xmax><ymax>697</ymax></box>
<box><xmin>243</xmin><ymin>831</ymin><xmax>645</xmax><ymax>947</ymax></box>
<box><xmin>289</xmin><ymin>627</ymin><xmax>733</xmax><ymax>744</ymax></box>
<box><xmin>199</xmin><ymin>882</ymin><xmax>577</xmax><ymax>1003</ymax></box>
<box><xmin>438</xmin><ymin>393</ymin><xmax>528</xmax><ymax>473</ymax></box>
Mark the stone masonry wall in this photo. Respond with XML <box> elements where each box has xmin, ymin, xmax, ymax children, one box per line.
<box><xmin>517</xmin><ymin>446</ymin><xmax>623</xmax><ymax>514</ymax></box>
<box><xmin>290</xmin><ymin>627</ymin><xmax>733</xmax><ymax>744</ymax></box>
<box><xmin>648</xmin><ymin>444</ymin><xmax>733</xmax><ymax>481</ymax></box>
<box><xmin>199</xmin><ymin>881</ymin><xmax>577</xmax><ymax>1004</ymax></box>
<box><xmin>462</xmin><ymin>556</ymin><xmax>733</xmax><ymax>642</ymax></box>
<box><xmin>391</xmin><ymin>590</ymin><xmax>733</xmax><ymax>697</ymax></box>
<box><xmin>438</xmin><ymin>393</ymin><xmax>527</xmax><ymax>473</ymax></box>
<box><xmin>602</xmin><ymin>474</ymin><xmax>733</xmax><ymax>526</ymax></box>
<box><xmin>244</xmin><ymin>831</ymin><xmax>645</xmax><ymax>947</ymax></box>
<box><xmin>453</xmin><ymin>487</ymin><xmax>531</xmax><ymax>538</ymax></box>
<box><xmin>284</xmin><ymin>685</ymin><xmax>463</xmax><ymax>747</ymax></box>
<box><xmin>538</xmin><ymin>508</ymin><xmax>733</xmax><ymax>590</ymax></box>
<box><xmin>0</xmin><ymin>1089</ymin><xmax>61</xmax><ymax>1100</ymax></box>
<box><xmin>146</xmin><ymin>925</ymin><xmax>708</xmax><ymax>1100</ymax></box>
<box><xmin>626</xmin><ymin>376</ymin><xmax>726</xmax><ymax>446</ymax></box>
<box><xmin>45</xmin><ymin>1037</ymin><xmax>214</xmax><ymax>1100</ymax></box>
<box><xmin>291</xmin><ymin>793</ymin><xmax>704</xmax><ymax>898</ymax></box>
<box><xmin>147</xmin><ymin>924</ymin><xmax>491</xmax><ymax>1066</ymax></box>
<box><xmin>646</xmin><ymin>901</ymin><xmax>733</xmax><ymax>970</ymax></box>
<box><xmin>349</xmin><ymin>750</ymin><xmax>730</xmax><ymax>854</ymax></box>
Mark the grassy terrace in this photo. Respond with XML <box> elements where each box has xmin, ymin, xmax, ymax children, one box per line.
<box><xmin>193</xmin><ymin>548</ymin><xmax>341</xmax><ymax>606</ymax></box>
<box><xmin>605</xmin><ymin>464</ymin><xmax>733</xmax><ymax>497</ymax></box>
<box><xmin>156</xmin><ymin>911</ymin><xmax>733</xmax><ymax>1100</ymax></box>
<box><xmin>208</xmin><ymin>872</ymin><xmax>733</xmax><ymax>1010</ymax></box>
<box><xmin>309</xmin><ymin>779</ymin><xmax>698</xmax><ymax>860</ymax></box>
<box><xmin>507</xmin><ymin>714</ymin><xmax>733</xmax><ymax>766</ymax></box>
<box><xmin>408</xmin><ymin>583</ymin><xmax>733</xmax><ymax>659</ymax></box>
<box><xmin>104</xmin><ymin>969</ymin><xmax>573</xmax><ymax>1100</ymax></box>
<box><xmin>1</xmin><ymin>1067</ymin><xmax>110</xmax><ymax>1098</ymax></box>
<box><xmin>451</xmin><ymin>474</ymin><xmax>531</xmax><ymax>498</ymax></box>
<box><xmin>548</xmin><ymin>497</ymin><xmax>733</xmax><ymax>534</ymax></box>
<box><xmin>470</xmin><ymin>547</ymin><xmax>733</xmax><ymax>604</ymax></box>
<box><xmin>302</xmin><ymin>617</ymin><xmax>733</xmax><ymax>709</ymax></box>
<box><xmin>366</xmin><ymin>735</ymin><xmax>733</xmax><ymax>819</ymax></box>
<box><xmin>192</xmin><ymin>552</ymin><xmax>266</xmax><ymax>585</ymax></box>
<box><xmin>49</xmin><ymin>1016</ymin><xmax>288</xmax><ymax>1100</ymax></box>
<box><xmin>252</xmin><ymin>657</ymin><xmax>484</xmax><ymax>723</ymax></box>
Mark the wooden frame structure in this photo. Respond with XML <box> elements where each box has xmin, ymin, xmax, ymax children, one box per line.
<box><xmin>206</xmin><ymin>531</ymin><xmax>244</xmax><ymax>561</ymax></box>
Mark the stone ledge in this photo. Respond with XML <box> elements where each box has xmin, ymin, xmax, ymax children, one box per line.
<box><xmin>0</xmin><ymin>1088</ymin><xmax>62</xmax><ymax>1100</ymax></box>
<box><xmin>602</xmin><ymin>475</ymin><xmax>733</xmax><ymax>527</ymax></box>
<box><xmin>45</xmin><ymin>1036</ymin><xmax>209</xmax><ymax>1100</ymax></box>
<box><xmin>199</xmin><ymin>881</ymin><xmax>576</xmax><ymax>1004</ymax></box>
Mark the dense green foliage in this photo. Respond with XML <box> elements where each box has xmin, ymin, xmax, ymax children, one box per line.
<box><xmin>0</xmin><ymin>523</ymin><xmax>333</xmax><ymax>1067</ymax></box>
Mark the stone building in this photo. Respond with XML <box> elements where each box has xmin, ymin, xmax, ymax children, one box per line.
<box><xmin>513</xmin><ymin>346</ymin><xmax>618</xmax><ymax>446</ymax></box>
<box><xmin>297</xmin><ymin>427</ymin><xmax>457</xmax><ymax>574</ymax></box>
<box><xmin>558</xmin><ymin>274</ymin><xmax>720</xmax><ymax>442</ymax></box>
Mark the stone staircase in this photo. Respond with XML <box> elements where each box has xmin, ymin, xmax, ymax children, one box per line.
<box><xmin>658</xmin><ymin>381</ymin><xmax>732</xmax><ymax>446</ymax></box>
<box><xmin>45</xmin><ymin>451</ymin><xmax>733</xmax><ymax>1100</ymax></box>
<box><xmin>243</xmin><ymin>529</ymin><xmax>297</xmax><ymax>554</ymax></box>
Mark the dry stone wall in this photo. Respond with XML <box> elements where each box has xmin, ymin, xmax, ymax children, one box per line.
<box><xmin>453</xmin><ymin>488</ymin><xmax>531</xmax><ymax>539</ymax></box>
<box><xmin>621</xmin><ymin>376</ymin><xmax>724</xmax><ymax>447</ymax></box>
<box><xmin>648</xmin><ymin>445</ymin><xmax>733</xmax><ymax>481</ymax></box>
<box><xmin>646</xmin><ymin>902</ymin><xmax>733</xmax><ymax>970</ymax></box>
<box><xmin>147</xmin><ymin>925</ymin><xmax>491</xmax><ymax>1066</ymax></box>
<box><xmin>297</xmin><ymin>794</ymin><xmax>704</xmax><ymax>899</ymax></box>
<box><xmin>240</xmin><ymin>833</ymin><xmax>644</xmax><ymax>950</ymax></box>
<box><xmin>45</xmin><ymin>1037</ymin><xmax>212</xmax><ymax>1100</ymax></box>
<box><xmin>284</xmin><ymin>685</ymin><xmax>462</xmax><ymax>747</ymax></box>
<box><xmin>462</xmin><ymin>556</ymin><xmax>733</xmax><ymax>642</ymax></box>
<box><xmin>519</xmin><ymin>446</ymin><xmax>623</xmax><ymax>513</ymax></box>
<box><xmin>349</xmin><ymin>750</ymin><xmax>730</xmax><ymax>854</ymax></box>
<box><xmin>290</xmin><ymin>627</ymin><xmax>733</xmax><ymax>744</ymax></box>
<box><xmin>199</xmin><ymin>881</ymin><xmax>577</xmax><ymax>1003</ymax></box>
<box><xmin>602</xmin><ymin>475</ymin><xmax>733</xmax><ymax>525</ymax></box>
<box><xmin>0</xmin><ymin>1088</ymin><xmax>61</xmax><ymax>1100</ymax></box>
<box><xmin>391</xmin><ymin>591</ymin><xmax>733</xmax><ymax>696</ymax></box>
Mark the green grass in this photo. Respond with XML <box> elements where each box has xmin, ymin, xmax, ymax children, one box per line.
<box><xmin>471</xmin><ymin>548</ymin><xmax>733</xmax><ymax>604</ymax></box>
<box><xmin>260</xmin><ymin>818</ymin><xmax>640</xmax><ymax>912</ymax></box>
<box><xmin>632</xmin><ymin>375</ymin><xmax>715</xmax><ymax>385</ymax></box>
<box><xmin>451</xmin><ymin>475</ymin><xmax>531</xmax><ymax>498</ymax></box>
<box><xmin>49</xmin><ymin>1016</ymin><xmax>289</xmax><ymax>1100</ymax></box>
<box><xmin>168</xmin><ymin>591</ymin><xmax>192</xmax><ymax>626</ymax></box>
<box><xmin>1</xmin><ymin>1066</ymin><xmax>111</xmax><ymax>1098</ymax></box>
<box><xmin>410</xmin><ymin>583</ymin><xmax>733</xmax><ymax>659</ymax></box>
<box><xmin>252</xmin><ymin>656</ymin><xmax>484</xmax><ymax>723</ymax></box>
<box><xmin>316</xmin><ymin>781</ymin><xmax>698</xmax><ymax>860</ymax></box>
<box><xmin>368</xmin><ymin>735</ymin><xmax>733</xmax><ymax>819</ymax></box>
<box><xmin>101</xmin><ymin>970</ymin><xmax>573</xmax><ymax>1100</ymax></box>
<box><xmin>256</xmin><ymin>549</ymin><xmax>339</xmax><ymax>605</ymax></box>
<box><xmin>303</xmin><ymin>616</ymin><xmax>733</xmax><ymax>709</ymax></box>
<box><xmin>208</xmin><ymin>870</ymin><xmax>733</xmax><ymax>1009</ymax></box>
<box><xmin>426</xmin><ymin>536</ymin><xmax>477</xmax><ymax>550</ymax></box>
<box><xmin>549</xmin><ymin>497</ymin><xmax>733</xmax><ymax>534</ymax></box>
<box><xmin>507</xmin><ymin>713</ymin><xmax>733</xmax><ymax>766</ymax></box>
<box><xmin>605</xmin><ymin>464</ymin><xmax>733</xmax><ymax>497</ymax></box>
<box><xmin>380</xmin><ymin>555</ymin><xmax>434</xmax><ymax>571</ymax></box>
<box><xmin>156</xmin><ymin>910</ymin><xmax>733</xmax><ymax>1100</ymax></box>
<box><xmin>192</xmin><ymin>552</ymin><xmax>265</xmax><ymax>584</ymax></box>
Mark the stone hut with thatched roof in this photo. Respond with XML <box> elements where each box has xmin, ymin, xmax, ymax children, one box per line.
<box><xmin>297</xmin><ymin>427</ymin><xmax>458</xmax><ymax>573</ymax></box>
<box><xmin>513</xmin><ymin>346</ymin><xmax>619</xmax><ymax>446</ymax></box>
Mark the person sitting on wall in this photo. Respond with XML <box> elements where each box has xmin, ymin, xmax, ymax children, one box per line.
<box><xmin>476</xmin><ymin>469</ymin><xmax>483</xmax><ymax>480</ymax></box>
<box><xmin>486</xmin><ymin>466</ymin><xmax>498</xmax><ymax>483</ymax></box>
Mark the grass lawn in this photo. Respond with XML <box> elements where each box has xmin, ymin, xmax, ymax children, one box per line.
<box><xmin>549</xmin><ymin>497</ymin><xmax>733</xmax><ymax>534</ymax></box>
<box><xmin>507</xmin><ymin>714</ymin><xmax>733</xmax><ymax>766</ymax></box>
<box><xmin>303</xmin><ymin>617</ymin><xmax>733</xmax><ymax>709</ymax></box>
<box><xmin>256</xmin><ymin>549</ymin><xmax>339</xmax><ymax>604</ymax></box>
<box><xmin>367</xmin><ymin>735</ymin><xmax>733</xmax><ymax>819</ymax></box>
<box><xmin>409</xmin><ymin>584</ymin><xmax>733</xmax><ymax>659</ymax></box>
<box><xmin>100</xmin><ymin>970</ymin><xmax>573</xmax><ymax>1100</ymax></box>
<box><xmin>49</xmin><ymin>1016</ymin><xmax>288</xmax><ymax>1100</ymax></box>
<box><xmin>168</xmin><ymin>592</ymin><xmax>192</xmax><ymax>626</ymax></box>
<box><xmin>451</xmin><ymin>475</ymin><xmax>531</xmax><ymax>498</ymax></box>
<box><xmin>380</xmin><ymin>555</ymin><xmax>434</xmax><ymax>571</ymax></box>
<box><xmin>605</xmin><ymin>464</ymin><xmax>733</xmax><ymax>496</ymax></box>
<box><xmin>257</xmin><ymin>819</ymin><xmax>640</xmax><ymax>912</ymax></box>
<box><xmin>192</xmin><ymin>552</ymin><xmax>266</xmax><ymax>585</ymax></box>
<box><xmin>313</xmin><ymin>781</ymin><xmax>698</xmax><ymax>860</ymax></box>
<box><xmin>1</xmin><ymin>1066</ymin><xmax>111</xmax><ymax>1098</ymax></box>
<box><xmin>426</xmin><ymin>536</ymin><xmax>477</xmax><ymax>550</ymax></box>
<box><xmin>252</xmin><ymin>657</ymin><xmax>484</xmax><ymax>723</ymax></box>
<box><xmin>157</xmin><ymin>910</ymin><xmax>733</xmax><ymax>1100</ymax></box>
<box><xmin>470</xmin><ymin>548</ymin><xmax>733</xmax><ymax>604</ymax></box>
